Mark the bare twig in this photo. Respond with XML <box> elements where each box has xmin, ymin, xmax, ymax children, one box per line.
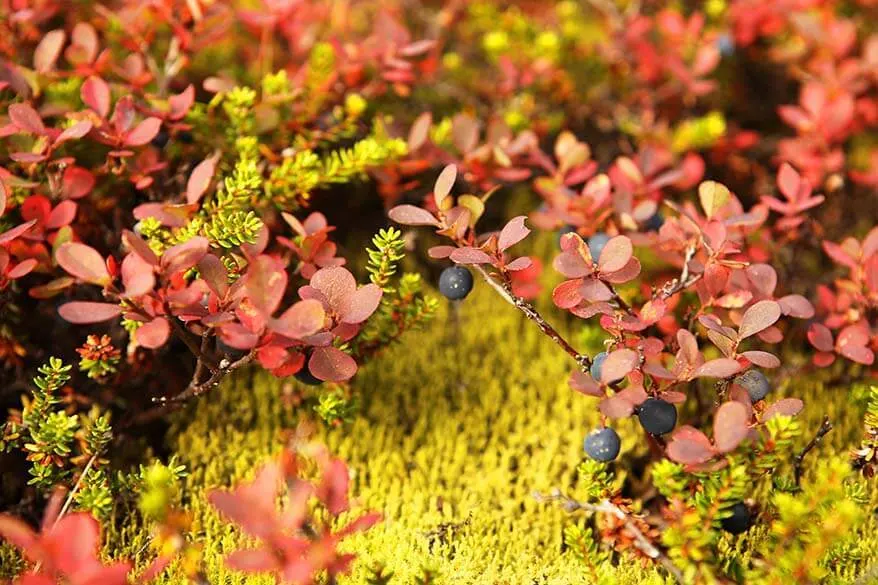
<box><xmin>534</xmin><ymin>489</ymin><xmax>683</xmax><ymax>584</ymax></box>
<box><xmin>793</xmin><ymin>416</ymin><xmax>833</xmax><ymax>486</ymax></box>
<box><xmin>168</xmin><ymin>349</ymin><xmax>257</xmax><ymax>403</ymax></box>
<box><xmin>471</xmin><ymin>264</ymin><xmax>591</xmax><ymax>370</ymax></box>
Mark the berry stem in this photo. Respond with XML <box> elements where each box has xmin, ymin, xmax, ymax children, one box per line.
<box><xmin>534</xmin><ymin>489</ymin><xmax>683</xmax><ymax>584</ymax></box>
<box><xmin>470</xmin><ymin>264</ymin><xmax>591</xmax><ymax>370</ymax></box>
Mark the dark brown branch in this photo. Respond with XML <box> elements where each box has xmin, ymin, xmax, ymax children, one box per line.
<box><xmin>471</xmin><ymin>264</ymin><xmax>591</xmax><ymax>370</ymax></box>
<box><xmin>169</xmin><ymin>349</ymin><xmax>257</xmax><ymax>403</ymax></box>
<box><xmin>534</xmin><ymin>489</ymin><xmax>683</xmax><ymax>584</ymax></box>
<box><xmin>793</xmin><ymin>416</ymin><xmax>833</xmax><ymax>486</ymax></box>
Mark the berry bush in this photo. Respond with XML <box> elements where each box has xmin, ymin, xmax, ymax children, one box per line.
<box><xmin>0</xmin><ymin>0</ymin><xmax>877</xmax><ymax>584</ymax></box>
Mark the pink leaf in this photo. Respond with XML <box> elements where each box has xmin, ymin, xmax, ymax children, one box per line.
<box><xmin>740</xmin><ymin>351</ymin><xmax>780</xmax><ymax>368</ymax></box>
<box><xmin>428</xmin><ymin>245</ymin><xmax>454</xmax><ymax>259</ymax></box>
<box><xmin>186</xmin><ymin>154</ymin><xmax>219</xmax><ymax>204</ymax></box>
<box><xmin>778</xmin><ymin>294</ymin><xmax>814</xmax><ymax>319</ymax></box>
<box><xmin>552</xmin><ymin>279</ymin><xmax>583</xmax><ymax>309</ymax></box>
<box><xmin>0</xmin><ymin>514</ymin><xmax>37</xmax><ymax>556</ymax></box>
<box><xmin>136</xmin><ymin>318</ymin><xmax>170</xmax><ymax>349</ymax></box>
<box><xmin>45</xmin><ymin>200</ymin><xmax>77</xmax><ymax>229</ymax></box>
<box><xmin>408</xmin><ymin>112</ymin><xmax>432</xmax><ymax>151</ymax></box>
<box><xmin>388</xmin><ymin>205</ymin><xmax>440</xmax><ymax>226</ymax></box>
<box><xmin>498</xmin><ymin>216</ymin><xmax>530</xmax><ymax>251</ymax></box>
<box><xmin>309</xmin><ymin>266</ymin><xmax>356</xmax><ymax>312</ymax></box>
<box><xmin>81</xmin><ymin>76</ymin><xmax>111</xmax><ymax>118</ymax></box>
<box><xmin>7</xmin><ymin>258</ymin><xmax>37</xmax><ymax>279</ymax></box>
<box><xmin>599</xmin><ymin>395</ymin><xmax>635</xmax><ymax>419</ymax></box>
<box><xmin>271</xmin><ymin>299</ymin><xmax>325</xmax><ymax>339</ymax></box>
<box><xmin>161</xmin><ymin>237</ymin><xmax>208</xmax><ymax>276</ymax></box>
<box><xmin>807</xmin><ymin>323</ymin><xmax>834</xmax><ymax>352</ymax></box>
<box><xmin>713</xmin><ymin>401</ymin><xmax>750</xmax><ymax>453</ymax></box>
<box><xmin>58</xmin><ymin>301</ymin><xmax>121</xmax><ymax>324</ymax></box>
<box><xmin>597</xmin><ymin>236</ymin><xmax>633</xmax><ymax>273</ymax></box>
<box><xmin>449</xmin><ymin>247</ymin><xmax>494</xmax><ymax>265</ymax></box>
<box><xmin>737</xmin><ymin>300</ymin><xmax>781</xmax><ymax>339</ymax></box>
<box><xmin>433</xmin><ymin>164</ymin><xmax>457</xmax><ymax>208</ymax></box>
<box><xmin>56</xmin><ymin>242</ymin><xmax>110</xmax><ymax>285</ymax></box>
<box><xmin>226</xmin><ymin>549</ymin><xmax>280</xmax><ymax>572</ymax></box>
<box><xmin>600</xmin><ymin>348</ymin><xmax>639</xmax><ymax>384</ymax></box>
<box><xmin>777</xmin><ymin>163</ymin><xmax>801</xmax><ymax>200</ymax></box>
<box><xmin>34</xmin><ymin>30</ymin><xmax>66</xmax><ymax>73</ymax></box>
<box><xmin>8</xmin><ymin>104</ymin><xmax>46</xmax><ymax>135</ymax></box>
<box><xmin>124</xmin><ymin>117</ymin><xmax>162</xmax><ymax>146</ymax></box>
<box><xmin>62</xmin><ymin>166</ymin><xmax>96</xmax><ymax>199</ymax></box>
<box><xmin>340</xmin><ymin>284</ymin><xmax>382</xmax><ymax>324</ymax></box>
<box><xmin>667</xmin><ymin>427</ymin><xmax>714</xmax><ymax>464</ymax></box>
<box><xmin>839</xmin><ymin>345</ymin><xmax>875</xmax><ymax>365</ymax></box>
<box><xmin>693</xmin><ymin>358</ymin><xmax>741</xmax><ymax>379</ymax></box>
<box><xmin>309</xmin><ymin>347</ymin><xmax>357</xmax><ymax>382</ymax></box>
<box><xmin>763</xmin><ymin>398</ymin><xmax>804</xmax><ymax>420</ymax></box>
<box><xmin>245</xmin><ymin>256</ymin><xmax>288</xmax><ymax>317</ymax></box>
<box><xmin>122</xmin><ymin>230</ymin><xmax>158</xmax><ymax>265</ymax></box>
<box><xmin>505</xmin><ymin>256</ymin><xmax>532</xmax><ymax>271</ymax></box>
<box><xmin>55</xmin><ymin>121</ymin><xmax>93</xmax><ymax>145</ymax></box>
<box><xmin>569</xmin><ymin>370</ymin><xmax>602</xmax><ymax>397</ymax></box>
<box><xmin>197</xmin><ymin>254</ymin><xmax>228</xmax><ymax>297</ymax></box>
<box><xmin>168</xmin><ymin>85</ymin><xmax>195</xmax><ymax>120</ymax></box>
<box><xmin>121</xmin><ymin>253</ymin><xmax>155</xmax><ymax>297</ymax></box>
<box><xmin>0</xmin><ymin>220</ymin><xmax>37</xmax><ymax>244</ymax></box>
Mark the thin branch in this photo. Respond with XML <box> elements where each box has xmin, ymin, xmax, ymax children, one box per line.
<box><xmin>793</xmin><ymin>416</ymin><xmax>833</xmax><ymax>486</ymax></box>
<box><xmin>534</xmin><ymin>489</ymin><xmax>683</xmax><ymax>584</ymax></box>
<box><xmin>167</xmin><ymin>349</ymin><xmax>257</xmax><ymax>403</ymax></box>
<box><xmin>471</xmin><ymin>264</ymin><xmax>591</xmax><ymax>370</ymax></box>
<box><xmin>164</xmin><ymin>306</ymin><xmax>218</xmax><ymax>373</ymax></box>
<box><xmin>55</xmin><ymin>452</ymin><xmax>99</xmax><ymax>522</ymax></box>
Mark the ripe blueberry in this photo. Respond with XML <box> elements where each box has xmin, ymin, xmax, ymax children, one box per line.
<box><xmin>295</xmin><ymin>367</ymin><xmax>323</xmax><ymax>386</ymax></box>
<box><xmin>721</xmin><ymin>502</ymin><xmax>750</xmax><ymax>534</ymax></box>
<box><xmin>583</xmin><ymin>427</ymin><xmax>621</xmax><ymax>462</ymax></box>
<box><xmin>637</xmin><ymin>398</ymin><xmax>677</xmax><ymax>435</ymax></box>
<box><xmin>733</xmin><ymin>369</ymin><xmax>770</xmax><ymax>402</ymax></box>
<box><xmin>591</xmin><ymin>351</ymin><xmax>608</xmax><ymax>381</ymax></box>
<box><xmin>587</xmin><ymin>232</ymin><xmax>611</xmax><ymax>260</ymax></box>
<box><xmin>643</xmin><ymin>213</ymin><xmax>664</xmax><ymax>232</ymax></box>
<box><xmin>439</xmin><ymin>266</ymin><xmax>474</xmax><ymax>301</ymax></box>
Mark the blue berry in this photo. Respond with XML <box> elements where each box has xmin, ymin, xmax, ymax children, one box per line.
<box><xmin>721</xmin><ymin>502</ymin><xmax>751</xmax><ymax>534</ymax></box>
<box><xmin>295</xmin><ymin>367</ymin><xmax>323</xmax><ymax>386</ymax></box>
<box><xmin>584</xmin><ymin>427</ymin><xmax>621</xmax><ymax>462</ymax></box>
<box><xmin>150</xmin><ymin>130</ymin><xmax>170</xmax><ymax>149</ymax></box>
<box><xmin>591</xmin><ymin>351</ymin><xmax>608</xmax><ymax>381</ymax></box>
<box><xmin>733</xmin><ymin>370</ymin><xmax>770</xmax><ymax>402</ymax></box>
<box><xmin>717</xmin><ymin>34</ymin><xmax>735</xmax><ymax>57</ymax></box>
<box><xmin>637</xmin><ymin>398</ymin><xmax>677</xmax><ymax>435</ymax></box>
<box><xmin>643</xmin><ymin>213</ymin><xmax>664</xmax><ymax>232</ymax></box>
<box><xmin>587</xmin><ymin>232</ymin><xmax>611</xmax><ymax>260</ymax></box>
<box><xmin>439</xmin><ymin>266</ymin><xmax>474</xmax><ymax>300</ymax></box>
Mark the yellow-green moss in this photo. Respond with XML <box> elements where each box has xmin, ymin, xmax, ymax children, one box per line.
<box><xmin>116</xmin><ymin>262</ymin><xmax>878</xmax><ymax>584</ymax></box>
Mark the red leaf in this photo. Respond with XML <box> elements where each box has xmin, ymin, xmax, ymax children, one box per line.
<box><xmin>763</xmin><ymin>398</ymin><xmax>804</xmax><ymax>420</ymax></box>
<box><xmin>498</xmin><ymin>216</ymin><xmax>530</xmax><ymax>251</ymax></box>
<box><xmin>0</xmin><ymin>181</ymin><xmax>6</xmax><ymax>217</ymax></box>
<box><xmin>807</xmin><ymin>323</ymin><xmax>834</xmax><ymax>352</ymax></box>
<box><xmin>226</xmin><ymin>549</ymin><xmax>279</xmax><ymax>572</ymax></box>
<box><xmin>340</xmin><ymin>283</ymin><xmax>382</xmax><ymax>324</ymax></box>
<box><xmin>61</xmin><ymin>166</ymin><xmax>96</xmax><ymax>199</ymax></box>
<box><xmin>245</xmin><ymin>256</ymin><xmax>288</xmax><ymax>317</ymax></box>
<box><xmin>55</xmin><ymin>121</ymin><xmax>93</xmax><ymax>145</ymax></box>
<box><xmin>737</xmin><ymin>300</ymin><xmax>781</xmax><ymax>339</ymax></box>
<box><xmin>124</xmin><ymin>117</ymin><xmax>162</xmax><ymax>146</ymax></box>
<box><xmin>713</xmin><ymin>401</ymin><xmax>750</xmax><ymax>453</ymax></box>
<box><xmin>58</xmin><ymin>301</ymin><xmax>121</xmax><ymax>324</ymax></box>
<box><xmin>449</xmin><ymin>247</ymin><xmax>493</xmax><ymax>265</ymax></box>
<box><xmin>7</xmin><ymin>259</ymin><xmax>37</xmax><ymax>279</ymax></box>
<box><xmin>552</xmin><ymin>279</ymin><xmax>582</xmax><ymax>309</ymax></box>
<box><xmin>778</xmin><ymin>294</ymin><xmax>814</xmax><ymax>319</ymax></box>
<box><xmin>777</xmin><ymin>163</ymin><xmax>801</xmax><ymax>200</ymax></box>
<box><xmin>693</xmin><ymin>358</ymin><xmax>741</xmax><ymax>379</ymax></box>
<box><xmin>34</xmin><ymin>30</ymin><xmax>66</xmax><ymax>73</ymax></box>
<box><xmin>136</xmin><ymin>318</ymin><xmax>170</xmax><ymax>349</ymax></box>
<box><xmin>569</xmin><ymin>370</ymin><xmax>602</xmax><ymax>397</ymax></box>
<box><xmin>56</xmin><ymin>242</ymin><xmax>110</xmax><ymax>285</ymax></box>
<box><xmin>122</xmin><ymin>230</ymin><xmax>158</xmax><ymax>265</ymax></box>
<box><xmin>740</xmin><ymin>351</ymin><xmax>780</xmax><ymax>368</ymax></box>
<box><xmin>388</xmin><ymin>205</ymin><xmax>440</xmax><ymax>227</ymax></box>
<box><xmin>81</xmin><ymin>76</ymin><xmax>111</xmax><ymax>118</ymax></box>
<box><xmin>271</xmin><ymin>299</ymin><xmax>325</xmax><ymax>339</ymax></box>
<box><xmin>667</xmin><ymin>427</ymin><xmax>714</xmax><ymax>464</ymax></box>
<box><xmin>197</xmin><ymin>254</ymin><xmax>228</xmax><ymax>297</ymax></box>
<box><xmin>600</xmin><ymin>348</ymin><xmax>639</xmax><ymax>384</ymax></box>
<box><xmin>433</xmin><ymin>164</ymin><xmax>457</xmax><ymax>208</ymax></box>
<box><xmin>169</xmin><ymin>85</ymin><xmax>195</xmax><ymax>120</ymax></box>
<box><xmin>309</xmin><ymin>347</ymin><xmax>357</xmax><ymax>382</ymax></box>
<box><xmin>505</xmin><ymin>256</ymin><xmax>532</xmax><ymax>271</ymax></box>
<box><xmin>0</xmin><ymin>514</ymin><xmax>37</xmax><ymax>556</ymax></box>
<box><xmin>599</xmin><ymin>395</ymin><xmax>635</xmax><ymax>419</ymax></box>
<box><xmin>46</xmin><ymin>200</ymin><xmax>77</xmax><ymax>229</ymax></box>
<box><xmin>408</xmin><ymin>112</ymin><xmax>432</xmax><ymax>151</ymax></box>
<box><xmin>597</xmin><ymin>236</ymin><xmax>633</xmax><ymax>273</ymax></box>
<box><xmin>839</xmin><ymin>345</ymin><xmax>875</xmax><ymax>365</ymax></box>
<box><xmin>121</xmin><ymin>253</ymin><xmax>155</xmax><ymax>297</ymax></box>
<box><xmin>161</xmin><ymin>237</ymin><xmax>208</xmax><ymax>276</ymax></box>
<box><xmin>186</xmin><ymin>154</ymin><xmax>219</xmax><ymax>204</ymax></box>
<box><xmin>8</xmin><ymin>104</ymin><xmax>46</xmax><ymax>135</ymax></box>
